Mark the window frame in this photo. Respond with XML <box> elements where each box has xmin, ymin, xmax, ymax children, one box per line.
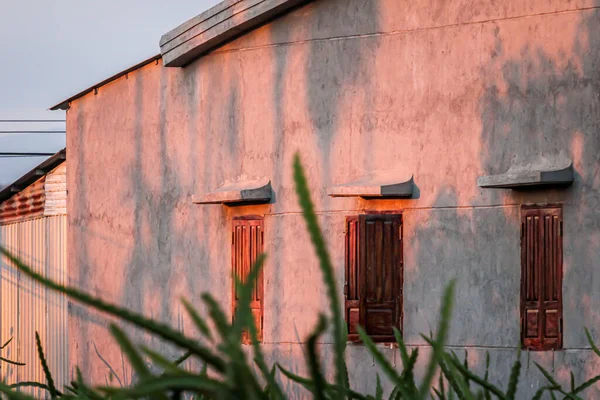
<box><xmin>345</xmin><ymin>212</ymin><xmax>404</xmax><ymax>343</ymax></box>
<box><xmin>520</xmin><ymin>204</ymin><xmax>563</xmax><ymax>351</ymax></box>
<box><xmin>231</xmin><ymin>215</ymin><xmax>265</xmax><ymax>344</ymax></box>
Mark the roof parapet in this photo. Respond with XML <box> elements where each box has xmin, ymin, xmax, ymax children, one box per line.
<box><xmin>160</xmin><ymin>0</ymin><xmax>313</xmax><ymax>67</ymax></box>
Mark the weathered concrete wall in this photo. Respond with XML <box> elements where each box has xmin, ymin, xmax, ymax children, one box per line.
<box><xmin>66</xmin><ymin>0</ymin><xmax>600</xmax><ymax>397</ymax></box>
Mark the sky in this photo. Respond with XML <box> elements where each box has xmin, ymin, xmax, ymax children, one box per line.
<box><xmin>0</xmin><ymin>0</ymin><xmax>219</xmax><ymax>188</ymax></box>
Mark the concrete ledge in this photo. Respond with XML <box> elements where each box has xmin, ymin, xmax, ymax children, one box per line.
<box><xmin>192</xmin><ymin>177</ymin><xmax>272</xmax><ymax>204</ymax></box>
<box><xmin>329</xmin><ymin>174</ymin><xmax>414</xmax><ymax>198</ymax></box>
<box><xmin>160</xmin><ymin>0</ymin><xmax>313</xmax><ymax>67</ymax></box>
<box><xmin>478</xmin><ymin>153</ymin><xmax>574</xmax><ymax>189</ymax></box>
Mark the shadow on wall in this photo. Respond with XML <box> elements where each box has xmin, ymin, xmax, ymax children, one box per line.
<box><xmin>70</xmin><ymin>0</ymin><xmax>600</xmax><ymax>396</ymax></box>
<box><xmin>478</xmin><ymin>5</ymin><xmax>600</xmax><ymax>343</ymax></box>
<box><xmin>266</xmin><ymin>0</ymin><xmax>382</xmax><ymax>388</ymax></box>
<box><xmin>71</xmin><ymin>61</ymin><xmax>211</xmax><ymax>384</ymax></box>
<box><xmin>410</xmin><ymin>4</ymin><xmax>600</xmax><ymax>397</ymax></box>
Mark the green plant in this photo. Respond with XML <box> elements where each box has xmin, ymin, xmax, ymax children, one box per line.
<box><xmin>0</xmin><ymin>153</ymin><xmax>598</xmax><ymax>399</ymax></box>
<box><xmin>0</xmin><ymin>337</ymin><xmax>24</xmax><ymax>368</ymax></box>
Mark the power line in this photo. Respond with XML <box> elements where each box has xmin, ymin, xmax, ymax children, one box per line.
<box><xmin>0</xmin><ymin>131</ymin><xmax>65</xmax><ymax>134</ymax></box>
<box><xmin>0</xmin><ymin>152</ymin><xmax>56</xmax><ymax>157</ymax></box>
<box><xmin>0</xmin><ymin>120</ymin><xmax>65</xmax><ymax>123</ymax></box>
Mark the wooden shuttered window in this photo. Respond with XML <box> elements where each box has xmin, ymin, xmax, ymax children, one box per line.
<box><xmin>521</xmin><ymin>206</ymin><xmax>563</xmax><ymax>351</ymax></box>
<box><xmin>232</xmin><ymin>217</ymin><xmax>264</xmax><ymax>344</ymax></box>
<box><xmin>345</xmin><ymin>214</ymin><xmax>403</xmax><ymax>343</ymax></box>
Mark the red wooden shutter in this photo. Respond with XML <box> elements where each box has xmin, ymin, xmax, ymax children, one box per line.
<box><xmin>232</xmin><ymin>218</ymin><xmax>264</xmax><ymax>344</ymax></box>
<box><xmin>359</xmin><ymin>214</ymin><xmax>403</xmax><ymax>343</ymax></box>
<box><xmin>521</xmin><ymin>207</ymin><xmax>563</xmax><ymax>351</ymax></box>
<box><xmin>345</xmin><ymin>216</ymin><xmax>360</xmax><ymax>341</ymax></box>
<box><xmin>345</xmin><ymin>214</ymin><xmax>403</xmax><ymax>343</ymax></box>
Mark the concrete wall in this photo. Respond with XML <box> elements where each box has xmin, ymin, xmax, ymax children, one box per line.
<box><xmin>66</xmin><ymin>0</ymin><xmax>600</xmax><ymax>397</ymax></box>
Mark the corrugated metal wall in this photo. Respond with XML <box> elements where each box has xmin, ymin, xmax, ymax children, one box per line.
<box><xmin>0</xmin><ymin>216</ymin><xmax>68</xmax><ymax>397</ymax></box>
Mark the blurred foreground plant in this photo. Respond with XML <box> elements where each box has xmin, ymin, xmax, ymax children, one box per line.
<box><xmin>0</xmin><ymin>154</ymin><xmax>599</xmax><ymax>399</ymax></box>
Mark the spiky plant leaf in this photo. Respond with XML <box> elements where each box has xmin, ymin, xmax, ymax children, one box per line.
<box><xmin>585</xmin><ymin>328</ymin><xmax>600</xmax><ymax>357</ymax></box>
<box><xmin>278</xmin><ymin>363</ymin><xmax>369</xmax><ymax>400</ymax></box>
<box><xmin>293</xmin><ymin>153</ymin><xmax>348</xmax><ymax>393</ymax></box>
<box><xmin>201</xmin><ymin>293</ymin><xmax>232</xmax><ymax>343</ymax></box>
<box><xmin>35</xmin><ymin>332</ymin><xmax>58</xmax><ymax>398</ymax></box>
<box><xmin>8</xmin><ymin>382</ymin><xmax>51</xmax><ymax>391</ymax></box>
<box><xmin>109</xmin><ymin>325</ymin><xmax>152</xmax><ymax>382</ymax></box>
<box><xmin>531</xmin><ymin>385</ymin><xmax>558</xmax><ymax>400</ymax></box>
<box><xmin>306</xmin><ymin>314</ymin><xmax>328</xmax><ymax>400</ymax></box>
<box><xmin>573</xmin><ymin>375</ymin><xmax>600</xmax><ymax>395</ymax></box>
<box><xmin>439</xmin><ymin>353</ymin><xmax>475</xmax><ymax>400</ymax></box>
<box><xmin>483</xmin><ymin>352</ymin><xmax>491</xmax><ymax>400</ymax></box>
<box><xmin>181</xmin><ymin>298</ymin><xmax>213</xmax><ymax>342</ymax></box>
<box><xmin>417</xmin><ymin>280</ymin><xmax>456</xmax><ymax>400</ymax></box>
<box><xmin>139</xmin><ymin>346</ymin><xmax>190</xmax><ymax>376</ymax></box>
<box><xmin>534</xmin><ymin>362</ymin><xmax>559</xmax><ymax>387</ymax></box>
<box><xmin>173</xmin><ymin>351</ymin><xmax>192</xmax><ymax>366</ymax></box>
<box><xmin>446</xmin><ymin>353</ymin><xmax>506</xmax><ymax>400</ymax></box>
<box><xmin>74</xmin><ymin>366</ymin><xmax>104</xmax><ymax>400</ymax></box>
<box><xmin>375</xmin><ymin>374</ymin><xmax>383</xmax><ymax>400</ymax></box>
<box><xmin>1</xmin><ymin>337</ymin><xmax>13</xmax><ymax>349</ymax></box>
<box><xmin>357</xmin><ymin>326</ymin><xmax>404</xmax><ymax>389</ymax></box>
<box><xmin>0</xmin><ymin>355</ymin><xmax>25</xmax><ymax>366</ymax></box>
<box><xmin>506</xmin><ymin>346</ymin><xmax>521</xmax><ymax>400</ymax></box>
<box><xmin>0</xmin><ymin>246</ymin><xmax>225</xmax><ymax>373</ymax></box>
<box><xmin>0</xmin><ymin>382</ymin><xmax>38</xmax><ymax>400</ymax></box>
<box><xmin>436</xmin><ymin>372</ymin><xmax>446</xmax><ymax>400</ymax></box>
<box><xmin>99</xmin><ymin>374</ymin><xmax>225</xmax><ymax>399</ymax></box>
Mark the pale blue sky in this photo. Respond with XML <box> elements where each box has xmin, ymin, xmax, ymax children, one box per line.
<box><xmin>0</xmin><ymin>0</ymin><xmax>219</xmax><ymax>187</ymax></box>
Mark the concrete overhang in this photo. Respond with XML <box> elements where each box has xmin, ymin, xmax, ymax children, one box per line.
<box><xmin>478</xmin><ymin>152</ymin><xmax>574</xmax><ymax>189</ymax></box>
<box><xmin>329</xmin><ymin>173</ymin><xmax>414</xmax><ymax>199</ymax></box>
<box><xmin>160</xmin><ymin>0</ymin><xmax>314</xmax><ymax>67</ymax></box>
<box><xmin>192</xmin><ymin>177</ymin><xmax>272</xmax><ymax>205</ymax></box>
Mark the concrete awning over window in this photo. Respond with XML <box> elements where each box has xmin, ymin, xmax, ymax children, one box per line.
<box><xmin>328</xmin><ymin>173</ymin><xmax>414</xmax><ymax>198</ymax></box>
<box><xmin>192</xmin><ymin>178</ymin><xmax>272</xmax><ymax>204</ymax></box>
<box><xmin>478</xmin><ymin>153</ymin><xmax>574</xmax><ymax>189</ymax></box>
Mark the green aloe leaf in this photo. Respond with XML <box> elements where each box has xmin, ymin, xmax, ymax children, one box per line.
<box><xmin>140</xmin><ymin>346</ymin><xmax>190</xmax><ymax>376</ymax></box>
<box><xmin>99</xmin><ymin>374</ymin><xmax>224</xmax><ymax>399</ymax></box>
<box><xmin>0</xmin><ymin>246</ymin><xmax>225</xmax><ymax>373</ymax></box>
<box><xmin>358</xmin><ymin>326</ymin><xmax>411</xmax><ymax>397</ymax></box>
<box><xmin>375</xmin><ymin>374</ymin><xmax>383</xmax><ymax>400</ymax></box>
<box><xmin>1</xmin><ymin>337</ymin><xmax>13</xmax><ymax>349</ymax></box>
<box><xmin>506</xmin><ymin>346</ymin><xmax>521</xmax><ymax>400</ymax></box>
<box><xmin>417</xmin><ymin>280</ymin><xmax>456</xmax><ymax>400</ymax></box>
<box><xmin>585</xmin><ymin>328</ymin><xmax>600</xmax><ymax>357</ymax></box>
<box><xmin>306</xmin><ymin>314</ymin><xmax>328</xmax><ymax>400</ymax></box>
<box><xmin>0</xmin><ymin>382</ymin><xmax>38</xmax><ymax>400</ymax></box>
<box><xmin>35</xmin><ymin>332</ymin><xmax>58</xmax><ymax>398</ymax></box>
<box><xmin>181</xmin><ymin>298</ymin><xmax>213</xmax><ymax>342</ymax></box>
<box><xmin>293</xmin><ymin>153</ymin><xmax>348</xmax><ymax>393</ymax></box>
<box><xmin>447</xmin><ymin>353</ymin><xmax>506</xmax><ymax>400</ymax></box>
<box><xmin>109</xmin><ymin>325</ymin><xmax>152</xmax><ymax>381</ymax></box>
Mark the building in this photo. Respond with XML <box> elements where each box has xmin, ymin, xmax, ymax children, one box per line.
<box><xmin>0</xmin><ymin>149</ymin><xmax>68</xmax><ymax>395</ymax></box>
<box><xmin>51</xmin><ymin>0</ymin><xmax>600</xmax><ymax>397</ymax></box>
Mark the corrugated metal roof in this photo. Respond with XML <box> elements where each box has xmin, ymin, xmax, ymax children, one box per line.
<box><xmin>0</xmin><ymin>149</ymin><xmax>66</xmax><ymax>205</ymax></box>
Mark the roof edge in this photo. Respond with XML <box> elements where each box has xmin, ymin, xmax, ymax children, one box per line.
<box><xmin>0</xmin><ymin>148</ymin><xmax>67</xmax><ymax>204</ymax></box>
<box><xmin>49</xmin><ymin>55</ymin><xmax>161</xmax><ymax>111</ymax></box>
<box><xmin>160</xmin><ymin>0</ymin><xmax>314</xmax><ymax>67</ymax></box>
